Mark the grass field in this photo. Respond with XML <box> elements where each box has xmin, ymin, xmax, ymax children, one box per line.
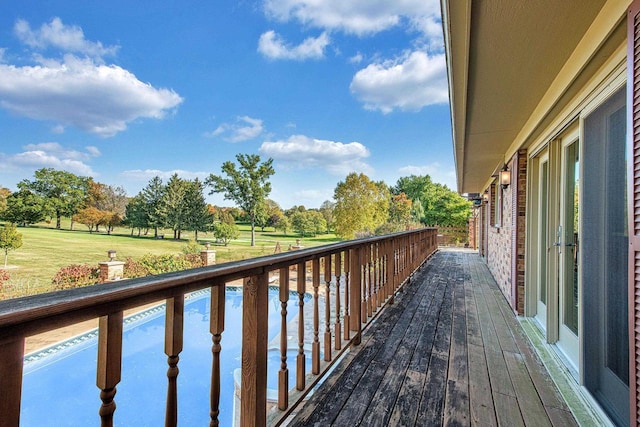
<box><xmin>1</xmin><ymin>219</ymin><xmax>340</xmax><ymax>296</ymax></box>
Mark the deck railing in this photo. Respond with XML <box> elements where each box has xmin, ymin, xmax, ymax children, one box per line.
<box><xmin>0</xmin><ymin>228</ymin><xmax>437</xmax><ymax>427</ymax></box>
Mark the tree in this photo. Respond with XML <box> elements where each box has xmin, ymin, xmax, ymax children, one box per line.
<box><xmin>18</xmin><ymin>168</ymin><xmax>88</xmax><ymax>229</ymax></box>
<box><xmin>0</xmin><ymin>186</ymin><xmax>10</xmax><ymax>214</ymax></box>
<box><xmin>1</xmin><ymin>189</ymin><xmax>48</xmax><ymax>226</ymax></box>
<box><xmin>93</xmin><ymin>184</ymin><xmax>128</xmax><ymax>234</ymax></box>
<box><xmin>273</xmin><ymin>215</ymin><xmax>291</xmax><ymax>235</ymax></box>
<box><xmin>319</xmin><ymin>200</ymin><xmax>335</xmax><ymax>232</ymax></box>
<box><xmin>291</xmin><ymin>211</ymin><xmax>314</xmax><ymax>237</ymax></box>
<box><xmin>206</xmin><ymin>154</ymin><xmax>275</xmax><ymax>246</ymax></box>
<box><xmin>334</xmin><ymin>173</ymin><xmax>390</xmax><ymax>239</ymax></box>
<box><xmin>162</xmin><ymin>174</ymin><xmax>188</xmax><ymax>240</ymax></box>
<box><xmin>183</xmin><ymin>178</ymin><xmax>214</xmax><ymax>241</ymax></box>
<box><xmin>124</xmin><ymin>195</ymin><xmax>149</xmax><ymax>236</ymax></box>
<box><xmin>393</xmin><ymin>175</ymin><xmax>471</xmax><ymax>227</ymax></box>
<box><xmin>256</xmin><ymin>199</ymin><xmax>283</xmax><ymax>231</ymax></box>
<box><xmin>140</xmin><ymin>176</ymin><xmax>166</xmax><ymax>238</ymax></box>
<box><xmin>74</xmin><ymin>206</ymin><xmax>107</xmax><ymax>233</ymax></box>
<box><xmin>388</xmin><ymin>193</ymin><xmax>413</xmax><ymax>227</ymax></box>
<box><xmin>0</xmin><ymin>223</ymin><xmax>22</xmax><ymax>268</ymax></box>
<box><xmin>212</xmin><ymin>222</ymin><xmax>240</xmax><ymax>246</ymax></box>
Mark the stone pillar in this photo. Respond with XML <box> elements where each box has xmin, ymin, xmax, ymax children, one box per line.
<box><xmin>201</xmin><ymin>249</ymin><xmax>216</xmax><ymax>266</ymax></box>
<box><xmin>99</xmin><ymin>261</ymin><xmax>125</xmax><ymax>282</ymax></box>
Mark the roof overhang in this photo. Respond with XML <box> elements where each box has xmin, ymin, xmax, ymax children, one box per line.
<box><xmin>442</xmin><ymin>0</ymin><xmax>610</xmax><ymax>193</ymax></box>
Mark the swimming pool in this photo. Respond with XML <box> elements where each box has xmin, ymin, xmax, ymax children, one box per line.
<box><xmin>21</xmin><ymin>287</ymin><xmax>306</xmax><ymax>426</ymax></box>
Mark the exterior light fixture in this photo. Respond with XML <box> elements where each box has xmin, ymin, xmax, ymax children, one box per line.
<box><xmin>500</xmin><ymin>165</ymin><xmax>511</xmax><ymax>189</ymax></box>
<box><xmin>482</xmin><ymin>190</ymin><xmax>489</xmax><ymax>203</ymax></box>
<box><xmin>107</xmin><ymin>250</ymin><xmax>117</xmax><ymax>261</ymax></box>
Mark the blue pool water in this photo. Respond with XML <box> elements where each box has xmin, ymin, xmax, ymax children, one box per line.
<box><xmin>21</xmin><ymin>287</ymin><xmax>304</xmax><ymax>426</ymax></box>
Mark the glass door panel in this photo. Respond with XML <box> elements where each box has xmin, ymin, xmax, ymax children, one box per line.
<box><xmin>557</xmin><ymin>138</ymin><xmax>579</xmax><ymax>369</ymax></box>
<box><xmin>535</xmin><ymin>156</ymin><xmax>549</xmax><ymax>330</ymax></box>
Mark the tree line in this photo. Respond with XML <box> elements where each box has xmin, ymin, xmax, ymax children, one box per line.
<box><xmin>0</xmin><ymin>153</ymin><xmax>472</xmax><ymax>245</ymax></box>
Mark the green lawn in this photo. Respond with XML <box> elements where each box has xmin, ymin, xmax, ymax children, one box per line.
<box><xmin>1</xmin><ymin>219</ymin><xmax>340</xmax><ymax>295</ymax></box>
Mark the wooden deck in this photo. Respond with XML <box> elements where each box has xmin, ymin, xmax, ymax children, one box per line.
<box><xmin>288</xmin><ymin>249</ymin><xmax>577</xmax><ymax>426</ymax></box>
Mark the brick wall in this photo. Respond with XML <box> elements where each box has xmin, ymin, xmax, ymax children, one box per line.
<box><xmin>487</xmin><ymin>180</ymin><xmax>513</xmax><ymax>302</ymax></box>
<box><xmin>485</xmin><ymin>150</ymin><xmax>527</xmax><ymax>314</ymax></box>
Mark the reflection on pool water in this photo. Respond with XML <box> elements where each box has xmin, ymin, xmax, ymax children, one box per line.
<box><xmin>21</xmin><ymin>287</ymin><xmax>306</xmax><ymax>426</ymax></box>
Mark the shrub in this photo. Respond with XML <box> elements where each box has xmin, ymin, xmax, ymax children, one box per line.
<box><xmin>0</xmin><ymin>270</ymin><xmax>9</xmax><ymax>299</ymax></box>
<box><xmin>124</xmin><ymin>257</ymin><xmax>150</xmax><ymax>279</ymax></box>
<box><xmin>182</xmin><ymin>239</ymin><xmax>201</xmax><ymax>255</ymax></box>
<box><xmin>137</xmin><ymin>254</ymin><xmax>193</xmax><ymax>275</ymax></box>
<box><xmin>0</xmin><ymin>269</ymin><xmax>9</xmax><ymax>285</ymax></box>
<box><xmin>183</xmin><ymin>253</ymin><xmax>204</xmax><ymax>269</ymax></box>
<box><xmin>51</xmin><ymin>264</ymin><xmax>100</xmax><ymax>290</ymax></box>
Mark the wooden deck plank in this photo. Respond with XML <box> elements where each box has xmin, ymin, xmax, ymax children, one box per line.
<box><xmin>468</xmin><ymin>343</ymin><xmax>497</xmax><ymax>427</ymax></box>
<box><xmin>362</xmin><ymin>271</ymin><xmax>445</xmax><ymax>426</ymax></box>
<box><xmin>287</xmin><ymin>250</ymin><xmax>578</xmax><ymax>427</ymax></box>
<box><xmin>503</xmin><ymin>350</ymin><xmax>552</xmax><ymax>427</ymax></box>
<box><xmin>443</xmin><ymin>280</ymin><xmax>470</xmax><ymax>426</ymax></box>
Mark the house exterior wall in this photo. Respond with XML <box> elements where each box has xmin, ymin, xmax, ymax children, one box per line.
<box><xmin>487</xmin><ymin>179</ymin><xmax>513</xmax><ymax>302</ymax></box>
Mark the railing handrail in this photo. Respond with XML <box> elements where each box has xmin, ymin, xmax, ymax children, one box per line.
<box><xmin>0</xmin><ymin>228</ymin><xmax>439</xmax><ymax>427</ymax></box>
<box><xmin>0</xmin><ymin>228</ymin><xmax>434</xmax><ymax>339</ymax></box>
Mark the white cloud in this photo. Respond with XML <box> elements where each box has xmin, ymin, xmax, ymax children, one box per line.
<box><xmin>120</xmin><ymin>169</ymin><xmax>209</xmax><ymax>182</ymax></box>
<box><xmin>14</xmin><ymin>17</ymin><xmax>119</xmax><ymax>59</ymax></box>
<box><xmin>349</xmin><ymin>52</ymin><xmax>364</xmax><ymax>64</ymax></box>
<box><xmin>0</xmin><ymin>142</ymin><xmax>98</xmax><ymax>176</ymax></box>
<box><xmin>205</xmin><ymin>116</ymin><xmax>264</xmax><ymax>142</ymax></box>
<box><xmin>258</xmin><ymin>30</ymin><xmax>330</xmax><ymax>60</ymax></box>
<box><xmin>0</xmin><ymin>19</ymin><xmax>182</xmax><ymax>137</ymax></box>
<box><xmin>86</xmin><ymin>146</ymin><xmax>101</xmax><ymax>157</ymax></box>
<box><xmin>399</xmin><ymin>163</ymin><xmax>457</xmax><ymax>189</ymax></box>
<box><xmin>350</xmin><ymin>50</ymin><xmax>447</xmax><ymax>113</ymax></box>
<box><xmin>0</xmin><ymin>55</ymin><xmax>183</xmax><ymax>137</ymax></box>
<box><xmin>263</xmin><ymin>0</ymin><xmax>440</xmax><ymax>37</ymax></box>
<box><xmin>260</xmin><ymin>134</ymin><xmax>372</xmax><ymax>175</ymax></box>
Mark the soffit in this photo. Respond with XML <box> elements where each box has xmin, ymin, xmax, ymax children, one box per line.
<box><xmin>447</xmin><ymin>0</ymin><xmax>606</xmax><ymax>193</ymax></box>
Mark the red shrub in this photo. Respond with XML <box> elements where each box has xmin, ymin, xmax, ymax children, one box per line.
<box><xmin>51</xmin><ymin>264</ymin><xmax>100</xmax><ymax>290</ymax></box>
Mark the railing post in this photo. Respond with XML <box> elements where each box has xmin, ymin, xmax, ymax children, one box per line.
<box><xmin>210</xmin><ymin>284</ymin><xmax>225</xmax><ymax>427</ymax></box>
<box><xmin>324</xmin><ymin>255</ymin><xmax>332</xmax><ymax>362</ymax></box>
<box><xmin>296</xmin><ymin>261</ymin><xmax>306</xmax><ymax>391</ymax></box>
<box><xmin>334</xmin><ymin>252</ymin><xmax>342</xmax><ymax>350</ymax></box>
<box><xmin>241</xmin><ymin>272</ymin><xmax>269</xmax><ymax>427</ymax></box>
<box><xmin>312</xmin><ymin>258</ymin><xmax>321</xmax><ymax>375</ymax></box>
<box><xmin>349</xmin><ymin>247</ymin><xmax>362</xmax><ymax>345</ymax></box>
<box><xmin>97</xmin><ymin>311</ymin><xmax>123</xmax><ymax>427</ymax></box>
<box><xmin>165</xmin><ymin>294</ymin><xmax>184</xmax><ymax>427</ymax></box>
<box><xmin>343</xmin><ymin>250</ymin><xmax>351</xmax><ymax>341</ymax></box>
<box><xmin>278</xmin><ymin>268</ymin><xmax>289</xmax><ymax>411</ymax></box>
<box><xmin>0</xmin><ymin>335</ymin><xmax>25</xmax><ymax>427</ymax></box>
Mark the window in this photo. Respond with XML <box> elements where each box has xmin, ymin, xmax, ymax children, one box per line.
<box><xmin>492</xmin><ymin>181</ymin><xmax>502</xmax><ymax>227</ymax></box>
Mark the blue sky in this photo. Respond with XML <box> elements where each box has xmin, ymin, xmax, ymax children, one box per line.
<box><xmin>0</xmin><ymin>0</ymin><xmax>453</xmax><ymax>209</ymax></box>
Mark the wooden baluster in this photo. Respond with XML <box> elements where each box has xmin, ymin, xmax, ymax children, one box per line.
<box><xmin>371</xmin><ymin>243</ymin><xmax>380</xmax><ymax>313</ymax></box>
<box><xmin>240</xmin><ymin>273</ymin><xmax>268</xmax><ymax>427</ymax></box>
<box><xmin>387</xmin><ymin>240</ymin><xmax>395</xmax><ymax>305</ymax></box>
<box><xmin>165</xmin><ymin>294</ymin><xmax>184</xmax><ymax>427</ymax></box>
<box><xmin>312</xmin><ymin>258</ymin><xmax>321</xmax><ymax>375</ymax></box>
<box><xmin>350</xmin><ymin>247</ymin><xmax>362</xmax><ymax>345</ymax></box>
<box><xmin>278</xmin><ymin>267</ymin><xmax>289</xmax><ymax>410</ymax></box>
<box><xmin>0</xmin><ymin>336</ymin><xmax>25</xmax><ymax>427</ymax></box>
<box><xmin>323</xmin><ymin>255</ymin><xmax>332</xmax><ymax>362</ymax></box>
<box><xmin>210</xmin><ymin>284</ymin><xmax>225</xmax><ymax>427</ymax></box>
<box><xmin>381</xmin><ymin>241</ymin><xmax>387</xmax><ymax>303</ymax></box>
<box><xmin>378</xmin><ymin>243</ymin><xmax>383</xmax><ymax>308</ymax></box>
<box><xmin>97</xmin><ymin>311</ymin><xmax>123</xmax><ymax>427</ymax></box>
<box><xmin>343</xmin><ymin>250</ymin><xmax>350</xmax><ymax>341</ymax></box>
<box><xmin>334</xmin><ymin>252</ymin><xmax>342</xmax><ymax>350</ymax></box>
<box><xmin>296</xmin><ymin>261</ymin><xmax>306</xmax><ymax>391</ymax></box>
<box><xmin>365</xmin><ymin>244</ymin><xmax>372</xmax><ymax>319</ymax></box>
